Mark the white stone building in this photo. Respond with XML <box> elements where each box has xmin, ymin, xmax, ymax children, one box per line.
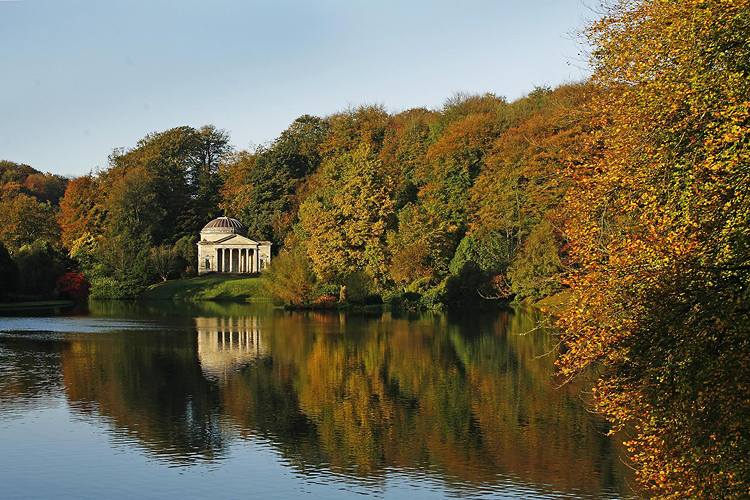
<box><xmin>197</xmin><ymin>217</ymin><xmax>271</xmax><ymax>275</ymax></box>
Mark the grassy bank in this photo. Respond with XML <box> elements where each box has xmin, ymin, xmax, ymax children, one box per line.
<box><xmin>139</xmin><ymin>274</ymin><xmax>268</xmax><ymax>302</ymax></box>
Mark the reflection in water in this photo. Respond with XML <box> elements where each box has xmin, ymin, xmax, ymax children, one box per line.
<box><xmin>196</xmin><ymin>317</ymin><xmax>268</xmax><ymax>381</ymax></box>
<box><xmin>0</xmin><ymin>334</ymin><xmax>67</xmax><ymax>418</ymax></box>
<box><xmin>59</xmin><ymin>327</ymin><xmax>226</xmax><ymax>463</ymax></box>
<box><xmin>0</xmin><ymin>304</ymin><xmax>633</xmax><ymax>499</ymax></box>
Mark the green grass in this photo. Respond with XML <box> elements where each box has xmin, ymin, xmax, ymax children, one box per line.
<box><xmin>139</xmin><ymin>274</ymin><xmax>269</xmax><ymax>302</ymax></box>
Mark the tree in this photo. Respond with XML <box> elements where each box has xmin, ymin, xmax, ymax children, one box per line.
<box><xmin>105</xmin><ymin>125</ymin><xmax>231</xmax><ymax>244</ymax></box>
<box><xmin>0</xmin><ymin>242</ymin><xmax>18</xmax><ymax>300</ymax></box>
<box><xmin>189</xmin><ymin>125</ymin><xmax>232</xmax><ymax>224</ymax></box>
<box><xmin>173</xmin><ymin>235</ymin><xmax>198</xmax><ymax>277</ymax></box>
<box><xmin>298</xmin><ymin>146</ymin><xmax>394</xmax><ymax>284</ymax></box>
<box><xmin>58</xmin><ymin>174</ymin><xmax>104</xmax><ymax>251</ymax></box>
<box><xmin>469</xmin><ymin>83</ymin><xmax>592</xmax><ymax>260</ymax></box>
<box><xmin>104</xmin><ymin>164</ymin><xmax>163</xmax><ymax>242</ymax></box>
<box><xmin>221</xmin><ymin>115</ymin><xmax>327</xmax><ymax>244</ymax></box>
<box><xmin>262</xmin><ymin>248</ymin><xmax>316</xmax><ymax>306</ymax></box>
<box><xmin>0</xmin><ymin>193</ymin><xmax>60</xmax><ymax>250</ymax></box>
<box><xmin>558</xmin><ymin>1</ymin><xmax>750</xmax><ymax>498</ymax></box>
<box><xmin>56</xmin><ymin>271</ymin><xmax>91</xmax><ymax>300</ymax></box>
<box><xmin>13</xmin><ymin>240</ymin><xmax>67</xmax><ymax>298</ymax></box>
<box><xmin>0</xmin><ymin>160</ymin><xmax>68</xmax><ymax>205</ymax></box>
<box><xmin>149</xmin><ymin>245</ymin><xmax>179</xmax><ymax>282</ymax></box>
<box><xmin>506</xmin><ymin>219</ymin><xmax>562</xmax><ymax>300</ymax></box>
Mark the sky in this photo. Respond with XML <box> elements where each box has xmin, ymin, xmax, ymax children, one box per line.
<box><xmin>0</xmin><ymin>0</ymin><xmax>597</xmax><ymax>178</ymax></box>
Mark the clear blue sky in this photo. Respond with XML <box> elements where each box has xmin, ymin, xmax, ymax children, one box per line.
<box><xmin>1</xmin><ymin>0</ymin><xmax>596</xmax><ymax>177</ymax></box>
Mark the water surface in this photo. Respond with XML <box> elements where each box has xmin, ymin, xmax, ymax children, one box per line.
<box><xmin>0</xmin><ymin>302</ymin><xmax>633</xmax><ymax>499</ymax></box>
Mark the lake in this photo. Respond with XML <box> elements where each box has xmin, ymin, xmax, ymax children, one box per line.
<box><xmin>0</xmin><ymin>301</ymin><xmax>633</xmax><ymax>499</ymax></box>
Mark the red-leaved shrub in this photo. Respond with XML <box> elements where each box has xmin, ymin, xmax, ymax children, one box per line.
<box><xmin>56</xmin><ymin>272</ymin><xmax>92</xmax><ymax>299</ymax></box>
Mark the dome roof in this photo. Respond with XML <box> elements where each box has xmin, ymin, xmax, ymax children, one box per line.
<box><xmin>201</xmin><ymin>216</ymin><xmax>247</xmax><ymax>235</ymax></box>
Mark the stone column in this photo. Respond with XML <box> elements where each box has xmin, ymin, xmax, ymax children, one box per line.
<box><xmin>217</xmin><ymin>248</ymin><xmax>222</xmax><ymax>273</ymax></box>
<box><xmin>255</xmin><ymin>246</ymin><xmax>260</xmax><ymax>273</ymax></box>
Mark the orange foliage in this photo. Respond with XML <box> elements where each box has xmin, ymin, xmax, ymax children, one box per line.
<box><xmin>558</xmin><ymin>1</ymin><xmax>750</xmax><ymax>498</ymax></box>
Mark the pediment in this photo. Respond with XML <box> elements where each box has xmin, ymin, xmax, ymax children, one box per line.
<box><xmin>209</xmin><ymin>234</ymin><xmax>261</xmax><ymax>246</ymax></box>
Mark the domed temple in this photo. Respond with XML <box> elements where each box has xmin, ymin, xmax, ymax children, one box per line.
<box><xmin>197</xmin><ymin>217</ymin><xmax>272</xmax><ymax>275</ymax></box>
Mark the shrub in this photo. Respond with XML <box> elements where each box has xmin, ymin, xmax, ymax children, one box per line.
<box><xmin>343</xmin><ymin>271</ymin><xmax>373</xmax><ymax>304</ymax></box>
<box><xmin>89</xmin><ymin>276</ymin><xmax>145</xmax><ymax>299</ymax></box>
<box><xmin>420</xmin><ymin>281</ymin><xmax>446</xmax><ymax>310</ymax></box>
<box><xmin>311</xmin><ymin>294</ymin><xmax>337</xmax><ymax>309</ymax></box>
<box><xmin>363</xmin><ymin>293</ymin><xmax>383</xmax><ymax>305</ymax></box>
<box><xmin>263</xmin><ymin>249</ymin><xmax>316</xmax><ymax>306</ymax></box>
<box><xmin>56</xmin><ymin>271</ymin><xmax>91</xmax><ymax>300</ymax></box>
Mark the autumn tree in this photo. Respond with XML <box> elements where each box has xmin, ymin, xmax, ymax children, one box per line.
<box><xmin>262</xmin><ymin>248</ymin><xmax>316</xmax><ymax>306</ymax></box>
<box><xmin>318</xmin><ymin>105</ymin><xmax>389</xmax><ymax>157</ymax></box>
<box><xmin>0</xmin><ymin>160</ymin><xmax>68</xmax><ymax>205</ymax></box>
<box><xmin>58</xmin><ymin>174</ymin><xmax>105</xmax><ymax>251</ymax></box>
<box><xmin>298</xmin><ymin>146</ymin><xmax>394</xmax><ymax>284</ymax></box>
<box><xmin>387</xmin><ymin>202</ymin><xmax>456</xmax><ymax>287</ymax></box>
<box><xmin>0</xmin><ymin>193</ymin><xmax>60</xmax><ymax>250</ymax></box>
<box><xmin>558</xmin><ymin>1</ymin><xmax>750</xmax><ymax>498</ymax></box>
<box><xmin>57</xmin><ymin>125</ymin><xmax>234</xmax><ymax>297</ymax></box>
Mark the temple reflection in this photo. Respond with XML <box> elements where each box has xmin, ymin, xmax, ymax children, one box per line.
<box><xmin>196</xmin><ymin>317</ymin><xmax>268</xmax><ymax>380</ymax></box>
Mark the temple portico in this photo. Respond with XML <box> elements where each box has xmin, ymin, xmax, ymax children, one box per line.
<box><xmin>197</xmin><ymin>217</ymin><xmax>272</xmax><ymax>275</ymax></box>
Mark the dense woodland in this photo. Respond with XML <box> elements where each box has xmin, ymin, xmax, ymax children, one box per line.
<box><xmin>0</xmin><ymin>83</ymin><xmax>588</xmax><ymax>305</ymax></box>
<box><xmin>1</xmin><ymin>0</ymin><xmax>748</xmax><ymax>498</ymax></box>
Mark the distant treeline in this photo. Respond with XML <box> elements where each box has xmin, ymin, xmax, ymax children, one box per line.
<box><xmin>1</xmin><ymin>83</ymin><xmax>592</xmax><ymax>305</ymax></box>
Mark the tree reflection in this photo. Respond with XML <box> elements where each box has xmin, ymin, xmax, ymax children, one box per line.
<box><xmin>37</xmin><ymin>304</ymin><xmax>632</xmax><ymax>497</ymax></box>
<box><xmin>0</xmin><ymin>334</ymin><xmax>67</xmax><ymax>416</ymax></box>
<box><xmin>61</xmin><ymin>329</ymin><xmax>226</xmax><ymax>463</ymax></box>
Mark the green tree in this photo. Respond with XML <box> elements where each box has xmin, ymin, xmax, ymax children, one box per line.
<box><xmin>173</xmin><ymin>234</ymin><xmax>198</xmax><ymax>277</ymax></box>
<box><xmin>221</xmin><ymin>115</ymin><xmax>327</xmax><ymax>244</ymax></box>
<box><xmin>506</xmin><ymin>219</ymin><xmax>562</xmax><ymax>300</ymax></box>
<box><xmin>106</xmin><ymin>125</ymin><xmax>231</xmax><ymax>244</ymax></box>
<box><xmin>0</xmin><ymin>242</ymin><xmax>18</xmax><ymax>300</ymax></box>
<box><xmin>188</xmin><ymin>125</ymin><xmax>232</xmax><ymax>225</ymax></box>
<box><xmin>13</xmin><ymin>240</ymin><xmax>67</xmax><ymax>298</ymax></box>
<box><xmin>149</xmin><ymin>245</ymin><xmax>179</xmax><ymax>282</ymax></box>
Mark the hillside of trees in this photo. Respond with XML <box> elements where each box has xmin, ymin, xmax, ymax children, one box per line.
<box><xmin>1</xmin><ymin>84</ymin><xmax>592</xmax><ymax>305</ymax></box>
